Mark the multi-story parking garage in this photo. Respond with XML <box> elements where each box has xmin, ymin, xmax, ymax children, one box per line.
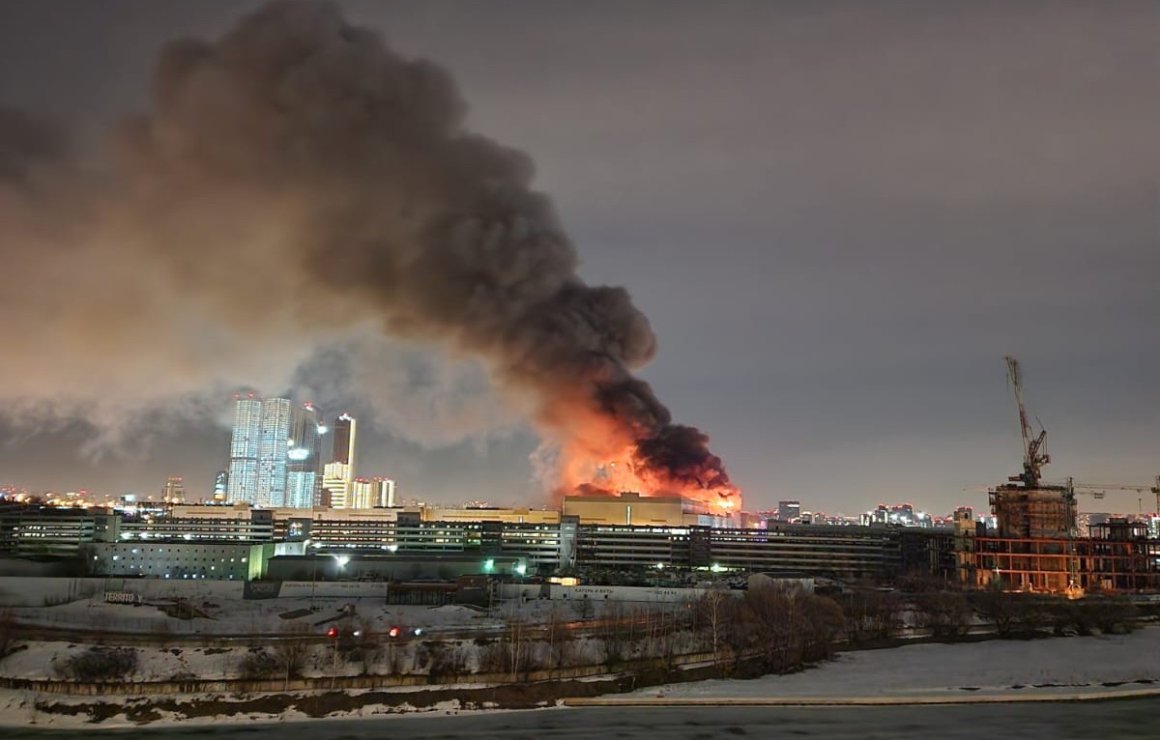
<box><xmin>0</xmin><ymin>501</ymin><xmax>951</xmax><ymax>584</ymax></box>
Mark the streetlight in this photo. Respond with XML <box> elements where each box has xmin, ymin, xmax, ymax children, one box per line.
<box><xmin>327</xmin><ymin>625</ymin><xmax>339</xmax><ymax>689</ymax></box>
<box><xmin>304</xmin><ymin>539</ymin><xmax>319</xmax><ymax>612</ymax></box>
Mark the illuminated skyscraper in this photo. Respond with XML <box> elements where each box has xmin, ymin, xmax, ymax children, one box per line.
<box><xmin>331</xmin><ymin>413</ymin><xmax>356</xmax><ymax>468</ymax></box>
<box><xmin>226</xmin><ymin>396</ymin><xmax>262</xmax><ymax>505</ymax></box>
<box><xmin>286</xmin><ymin>402</ymin><xmax>325</xmax><ymax>508</ymax></box>
<box><xmin>322</xmin><ymin>413</ymin><xmax>357</xmax><ymax>508</ymax></box>
<box><xmin>227</xmin><ymin>395</ymin><xmax>292</xmax><ymax>507</ymax></box>
<box><xmin>161</xmin><ymin>476</ymin><xmax>185</xmax><ymax>503</ymax></box>
<box><xmin>256</xmin><ymin>397</ymin><xmax>292</xmax><ymax>508</ymax></box>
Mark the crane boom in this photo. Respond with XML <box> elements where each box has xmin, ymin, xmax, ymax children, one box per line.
<box><xmin>1065</xmin><ymin>476</ymin><xmax>1160</xmax><ymax>512</ymax></box>
<box><xmin>1004</xmin><ymin>355</ymin><xmax>1049</xmax><ymax>487</ymax></box>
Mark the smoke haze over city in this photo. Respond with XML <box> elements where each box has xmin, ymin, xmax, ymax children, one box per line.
<box><xmin>0</xmin><ymin>0</ymin><xmax>1156</xmax><ymax>512</ymax></box>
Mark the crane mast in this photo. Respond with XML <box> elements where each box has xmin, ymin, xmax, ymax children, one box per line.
<box><xmin>1004</xmin><ymin>355</ymin><xmax>1049</xmax><ymax>487</ymax></box>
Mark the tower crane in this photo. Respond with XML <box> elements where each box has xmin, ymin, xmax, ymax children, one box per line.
<box><xmin>1004</xmin><ymin>355</ymin><xmax>1049</xmax><ymax>488</ymax></box>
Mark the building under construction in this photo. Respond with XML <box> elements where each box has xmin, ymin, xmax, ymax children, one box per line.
<box><xmin>965</xmin><ymin>529</ymin><xmax>1160</xmax><ymax>593</ymax></box>
<box><xmin>989</xmin><ymin>484</ymin><xmax>1076</xmax><ymax>540</ymax></box>
<box><xmin>957</xmin><ymin>357</ymin><xmax>1160</xmax><ymax>594</ymax></box>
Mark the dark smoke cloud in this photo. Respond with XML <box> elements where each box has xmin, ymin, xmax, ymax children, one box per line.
<box><xmin>0</xmin><ymin>108</ymin><xmax>66</xmax><ymax>181</ymax></box>
<box><xmin>0</xmin><ymin>0</ymin><xmax>736</xmax><ymax>505</ymax></box>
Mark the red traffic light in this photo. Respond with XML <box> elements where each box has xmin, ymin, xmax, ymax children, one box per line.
<box><xmin>388</xmin><ymin>626</ymin><xmax>400</xmax><ymax>638</ymax></box>
<box><xmin>326</xmin><ymin>626</ymin><xmax>338</xmax><ymax>638</ymax></box>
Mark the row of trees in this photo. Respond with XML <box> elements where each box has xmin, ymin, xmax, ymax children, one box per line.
<box><xmin>695</xmin><ymin>584</ymin><xmax>845</xmax><ymax>674</ymax></box>
<box><xmin>832</xmin><ymin>582</ymin><xmax>1140</xmax><ymax>642</ymax></box>
<box><xmin>23</xmin><ymin>583</ymin><xmax>1146</xmax><ymax>685</ymax></box>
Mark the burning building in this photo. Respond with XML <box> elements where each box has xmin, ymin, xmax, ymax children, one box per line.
<box><xmin>563</xmin><ymin>491</ymin><xmax>737</xmax><ymax>528</ymax></box>
<box><xmin>0</xmin><ymin>1</ymin><xmax>740</xmax><ymax>510</ymax></box>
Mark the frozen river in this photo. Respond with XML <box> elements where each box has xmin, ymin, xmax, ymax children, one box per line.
<box><xmin>6</xmin><ymin>701</ymin><xmax>1160</xmax><ymax>739</ymax></box>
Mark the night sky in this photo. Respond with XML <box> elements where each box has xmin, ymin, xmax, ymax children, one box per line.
<box><xmin>0</xmin><ymin>1</ymin><xmax>1156</xmax><ymax>515</ymax></box>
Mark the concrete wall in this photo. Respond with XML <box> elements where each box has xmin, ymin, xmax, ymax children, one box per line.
<box><xmin>0</xmin><ymin>577</ymin><xmax>404</xmax><ymax>606</ymax></box>
<box><xmin>0</xmin><ymin>577</ymin><xmax>245</xmax><ymax>607</ymax></box>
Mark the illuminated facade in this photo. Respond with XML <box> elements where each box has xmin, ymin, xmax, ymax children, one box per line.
<box><xmin>255</xmin><ymin>397</ymin><xmax>292</xmax><ymax>508</ymax></box>
<box><xmin>323</xmin><ymin>414</ymin><xmax>357</xmax><ymax>508</ymax></box>
<box><xmin>322</xmin><ymin>461</ymin><xmax>352</xmax><ymax>509</ymax></box>
<box><xmin>563</xmin><ymin>491</ymin><xmax>712</xmax><ymax>526</ymax></box>
<box><xmin>349</xmin><ymin>477</ymin><xmax>397</xmax><ymax>509</ymax></box>
<box><xmin>85</xmin><ymin>541</ymin><xmax>274</xmax><ymax>580</ymax></box>
<box><xmin>227</xmin><ymin>396</ymin><xmax>293</xmax><ymax>508</ymax></box>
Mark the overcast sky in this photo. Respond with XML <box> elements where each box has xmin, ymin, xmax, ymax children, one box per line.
<box><xmin>0</xmin><ymin>0</ymin><xmax>1156</xmax><ymax>515</ymax></box>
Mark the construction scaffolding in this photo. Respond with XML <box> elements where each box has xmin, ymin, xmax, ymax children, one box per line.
<box><xmin>964</xmin><ymin>532</ymin><xmax>1160</xmax><ymax>594</ymax></box>
<box><xmin>989</xmin><ymin>484</ymin><xmax>1077</xmax><ymax>539</ymax></box>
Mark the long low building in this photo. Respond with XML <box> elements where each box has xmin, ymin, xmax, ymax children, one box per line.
<box><xmin>0</xmin><ymin>502</ymin><xmax>953</xmax><ymax>584</ymax></box>
<box><xmin>0</xmin><ymin>504</ymin><xmax>118</xmax><ymax>556</ymax></box>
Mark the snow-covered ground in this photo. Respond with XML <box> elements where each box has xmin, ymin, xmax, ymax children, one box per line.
<box><xmin>8</xmin><ymin>593</ymin><xmax>592</xmax><ymax>636</ymax></box>
<box><xmin>5</xmin><ymin>630</ymin><xmax>1160</xmax><ymax>728</ymax></box>
<box><xmin>643</xmin><ymin>627</ymin><xmax>1160</xmax><ymax>699</ymax></box>
<box><xmin>0</xmin><ymin>689</ymin><xmax>509</xmax><ymax>730</ymax></box>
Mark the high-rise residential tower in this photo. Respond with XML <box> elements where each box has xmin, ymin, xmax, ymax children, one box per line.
<box><xmin>348</xmin><ymin>477</ymin><xmax>397</xmax><ymax>509</ymax></box>
<box><xmin>256</xmin><ymin>397</ymin><xmax>292</xmax><ymax>508</ymax></box>
<box><xmin>331</xmin><ymin>413</ymin><xmax>356</xmax><ymax>468</ymax></box>
<box><xmin>226</xmin><ymin>395</ymin><xmax>262</xmax><ymax>505</ymax></box>
<box><xmin>227</xmin><ymin>395</ymin><xmax>293</xmax><ymax>507</ymax></box>
<box><xmin>286</xmin><ymin>402</ymin><xmax>325</xmax><ymax>508</ymax></box>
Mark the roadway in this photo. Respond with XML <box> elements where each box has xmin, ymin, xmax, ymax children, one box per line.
<box><xmin>6</xmin><ymin>701</ymin><xmax>1160</xmax><ymax>739</ymax></box>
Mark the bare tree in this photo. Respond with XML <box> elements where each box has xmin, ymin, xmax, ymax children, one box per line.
<box><xmin>507</xmin><ymin>617</ymin><xmax>527</xmax><ymax>680</ymax></box>
<box><xmin>840</xmin><ymin>588</ymin><xmax>903</xmax><ymax>643</ymax></box>
<box><xmin>350</xmin><ymin>618</ymin><xmax>382</xmax><ymax>675</ymax></box>
<box><xmin>0</xmin><ymin>609</ymin><xmax>16</xmax><ymax>661</ymax></box>
<box><xmin>600</xmin><ymin>601</ymin><xmax>630</xmax><ymax>666</ymax></box>
<box><xmin>698</xmin><ymin>587</ymin><xmax>730</xmax><ymax>669</ymax></box>
<box><xmin>383</xmin><ymin>642</ymin><xmax>404</xmax><ymax>675</ymax></box>
<box><xmin>913</xmin><ymin>591</ymin><xmax>971</xmax><ymax>639</ymax></box>
<box><xmin>272</xmin><ymin>622</ymin><xmax>313</xmax><ymax>689</ymax></box>
<box><xmin>544</xmin><ymin>605</ymin><xmax>571</xmax><ymax>674</ymax></box>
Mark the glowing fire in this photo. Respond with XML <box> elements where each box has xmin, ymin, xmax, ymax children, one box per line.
<box><xmin>531</xmin><ymin>360</ymin><xmax>740</xmax><ymax>512</ymax></box>
<box><xmin>547</xmin><ymin>406</ymin><xmax>742</xmax><ymax>510</ymax></box>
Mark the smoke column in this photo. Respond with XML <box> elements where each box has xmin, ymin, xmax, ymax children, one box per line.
<box><xmin>0</xmin><ymin>1</ymin><xmax>739</xmax><ymax>509</ymax></box>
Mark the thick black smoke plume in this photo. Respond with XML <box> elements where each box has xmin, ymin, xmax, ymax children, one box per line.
<box><xmin>0</xmin><ymin>1</ymin><xmax>737</xmax><ymax>506</ymax></box>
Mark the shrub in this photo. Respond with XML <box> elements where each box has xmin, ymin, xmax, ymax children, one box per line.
<box><xmin>913</xmin><ymin>591</ymin><xmax>972</xmax><ymax>639</ymax></box>
<box><xmin>237</xmin><ymin>648</ymin><xmax>281</xmax><ymax>680</ymax></box>
<box><xmin>1087</xmin><ymin>597</ymin><xmax>1138</xmax><ymax>634</ymax></box>
<box><xmin>427</xmin><ymin>643</ymin><xmax>467</xmax><ymax>682</ymax></box>
<box><xmin>54</xmin><ymin>647</ymin><xmax>139</xmax><ymax>682</ymax></box>
<box><xmin>478</xmin><ymin>642</ymin><xmax>511</xmax><ymax>674</ymax></box>
<box><xmin>272</xmin><ymin>623</ymin><xmax>313</xmax><ymax>678</ymax></box>
<box><xmin>839</xmin><ymin>589</ymin><xmax>902</xmax><ymax>642</ymax></box>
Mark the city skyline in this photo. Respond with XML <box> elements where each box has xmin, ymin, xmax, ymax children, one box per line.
<box><xmin>0</xmin><ymin>1</ymin><xmax>1156</xmax><ymax>514</ymax></box>
<box><xmin>1</xmin><ymin>3</ymin><xmax>1157</xmax><ymax>729</ymax></box>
